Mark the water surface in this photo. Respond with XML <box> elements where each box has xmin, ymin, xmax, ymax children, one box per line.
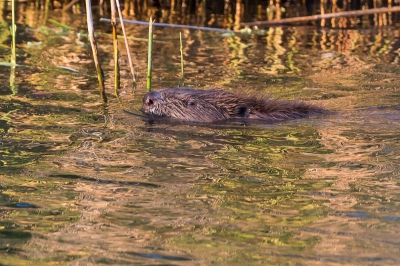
<box><xmin>1</xmin><ymin>5</ymin><xmax>400</xmax><ymax>265</ymax></box>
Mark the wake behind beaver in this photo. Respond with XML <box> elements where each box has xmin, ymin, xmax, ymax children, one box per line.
<box><xmin>141</xmin><ymin>88</ymin><xmax>326</xmax><ymax>123</ymax></box>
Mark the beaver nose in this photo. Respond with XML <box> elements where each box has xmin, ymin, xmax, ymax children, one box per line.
<box><xmin>143</xmin><ymin>91</ymin><xmax>161</xmax><ymax>106</ymax></box>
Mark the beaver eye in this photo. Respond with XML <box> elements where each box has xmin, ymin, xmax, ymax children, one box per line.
<box><xmin>187</xmin><ymin>101</ymin><xmax>196</xmax><ymax>107</ymax></box>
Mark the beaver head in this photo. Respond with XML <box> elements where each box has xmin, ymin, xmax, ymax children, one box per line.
<box><xmin>142</xmin><ymin>88</ymin><xmax>251</xmax><ymax>122</ymax></box>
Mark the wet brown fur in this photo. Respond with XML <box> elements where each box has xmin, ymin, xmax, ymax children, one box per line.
<box><xmin>141</xmin><ymin>88</ymin><xmax>326</xmax><ymax>123</ymax></box>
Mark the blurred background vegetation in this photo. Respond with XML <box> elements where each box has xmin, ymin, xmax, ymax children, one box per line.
<box><xmin>1</xmin><ymin>0</ymin><xmax>399</xmax><ymax>29</ymax></box>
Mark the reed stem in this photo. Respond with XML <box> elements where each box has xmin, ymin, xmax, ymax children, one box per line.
<box><xmin>179</xmin><ymin>32</ymin><xmax>184</xmax><ymax>86</ymax></box>
<box><xmin>10</xmin><ymin>0</ymin><xmax>17</xmax><ymax>95</ymax></box>
<box><xmin>10</xmin><ymin>0</ymin><xmax>16</xmax><ymax>65</ymax></box>
<box><xmin>146</xmin><ymin>17</ymin><xmax>154</xmax><ymax>92</ymax></box>
<box><xmin>85</xmin><ymin>0</ymin><xmax>107</xmax><ymax>103</ymax></box>
<box><xmin>115</xmin><ymin>0</ymin><xmax>137</xmax><ymax>88</ymax></box>
<box><xmin>110</xmin><ymin>0</ymin><xmax>120</xmax><ymax>96</ymax></box>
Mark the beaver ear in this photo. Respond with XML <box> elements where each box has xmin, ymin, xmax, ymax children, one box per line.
<box><xmin>235</xmin><ymin>104</ymin><xmax>250</xmax><ymax>117</ymax></box>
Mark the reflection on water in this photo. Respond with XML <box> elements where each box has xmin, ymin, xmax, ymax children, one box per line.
<box><xmin>1</xmin><ymin>3</ymin><xmax>400</xmax><ymax>265</ymax></box>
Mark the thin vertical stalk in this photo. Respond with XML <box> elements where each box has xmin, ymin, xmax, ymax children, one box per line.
<box><xmin>10</xmin><ymin>0</ymin><xmax>17</xmax><ymax>95</ymax></box>
<box><xmin>179</xmin><ymin>32</ymin><xmax>184</xmax><ymax>86</ymax></box>
<box><xmin>186</xmin><ymin>0</ymin><xmax>192</xmax><ymax>23</ymax></box>
<box><xmin>115</xmin><ymin>0</ymin><xmax>137</xmax><ymax>88</ymax></box>
<box><xmin>244</xmin><ymin>0</ymin><xmax>249</xmax><ymax>20</ymax></box>
<box><xmin>9</xmin><ymin>67</ymin><xmax>16</xmax><ymax>95</ymax></box>
<box><xmin>182</xmin><ymin>0</ymin><xmax>187</xmax><ymax>23</ymax></box>
<box><xmin>202</xmin><ymin>0</ymin><xmax>206</xmax><ymax>25</ymax></box>
<box><xmin>146</xmin><ymin>16</ymin><xmax>153</xmax><ymax>92</ymax></box>
<box><xmin>43</xmin><ymin>0</ymin><xmax>50</xmax><ymax>25</ymax></box>
<box><xmin>110</xmin><ymin>0</ymin><xmax>120</xmax><ymax>96</ymax></box>
<box><xmin>171</xmin><ymin>0</ymin><xmax>175</xmax><ymax>13</ymax></box>
<box><xmin>85</xmin><ymin>0</ymin><xmax>107</xmax><ymax>103</ymax></box>
<box><xmin>10</xmin><ymin>0</ymin><xmax>16</xmax><ymax>65</ymax></box>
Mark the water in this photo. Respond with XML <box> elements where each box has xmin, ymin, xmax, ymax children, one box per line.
<box><xmin>1</xmin><ymin>5</ymin><xmax>400</xmax><ymax>265</ymax></box>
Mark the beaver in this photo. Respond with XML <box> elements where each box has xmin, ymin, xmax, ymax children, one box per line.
<box><xmin>141</xmin><ymin>88</ymin><xmax>326</xmax><ymax>123</ymax></box>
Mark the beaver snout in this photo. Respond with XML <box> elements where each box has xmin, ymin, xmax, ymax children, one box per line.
<box><xmin>143</xmin><ymin>91</ymin><xmax>161</xmax><ymax>107</ymax></box>
<box><xmin>142</xmin><ymin>90</ymin><xmax>169</xmax><ymax>117</ymax></box>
